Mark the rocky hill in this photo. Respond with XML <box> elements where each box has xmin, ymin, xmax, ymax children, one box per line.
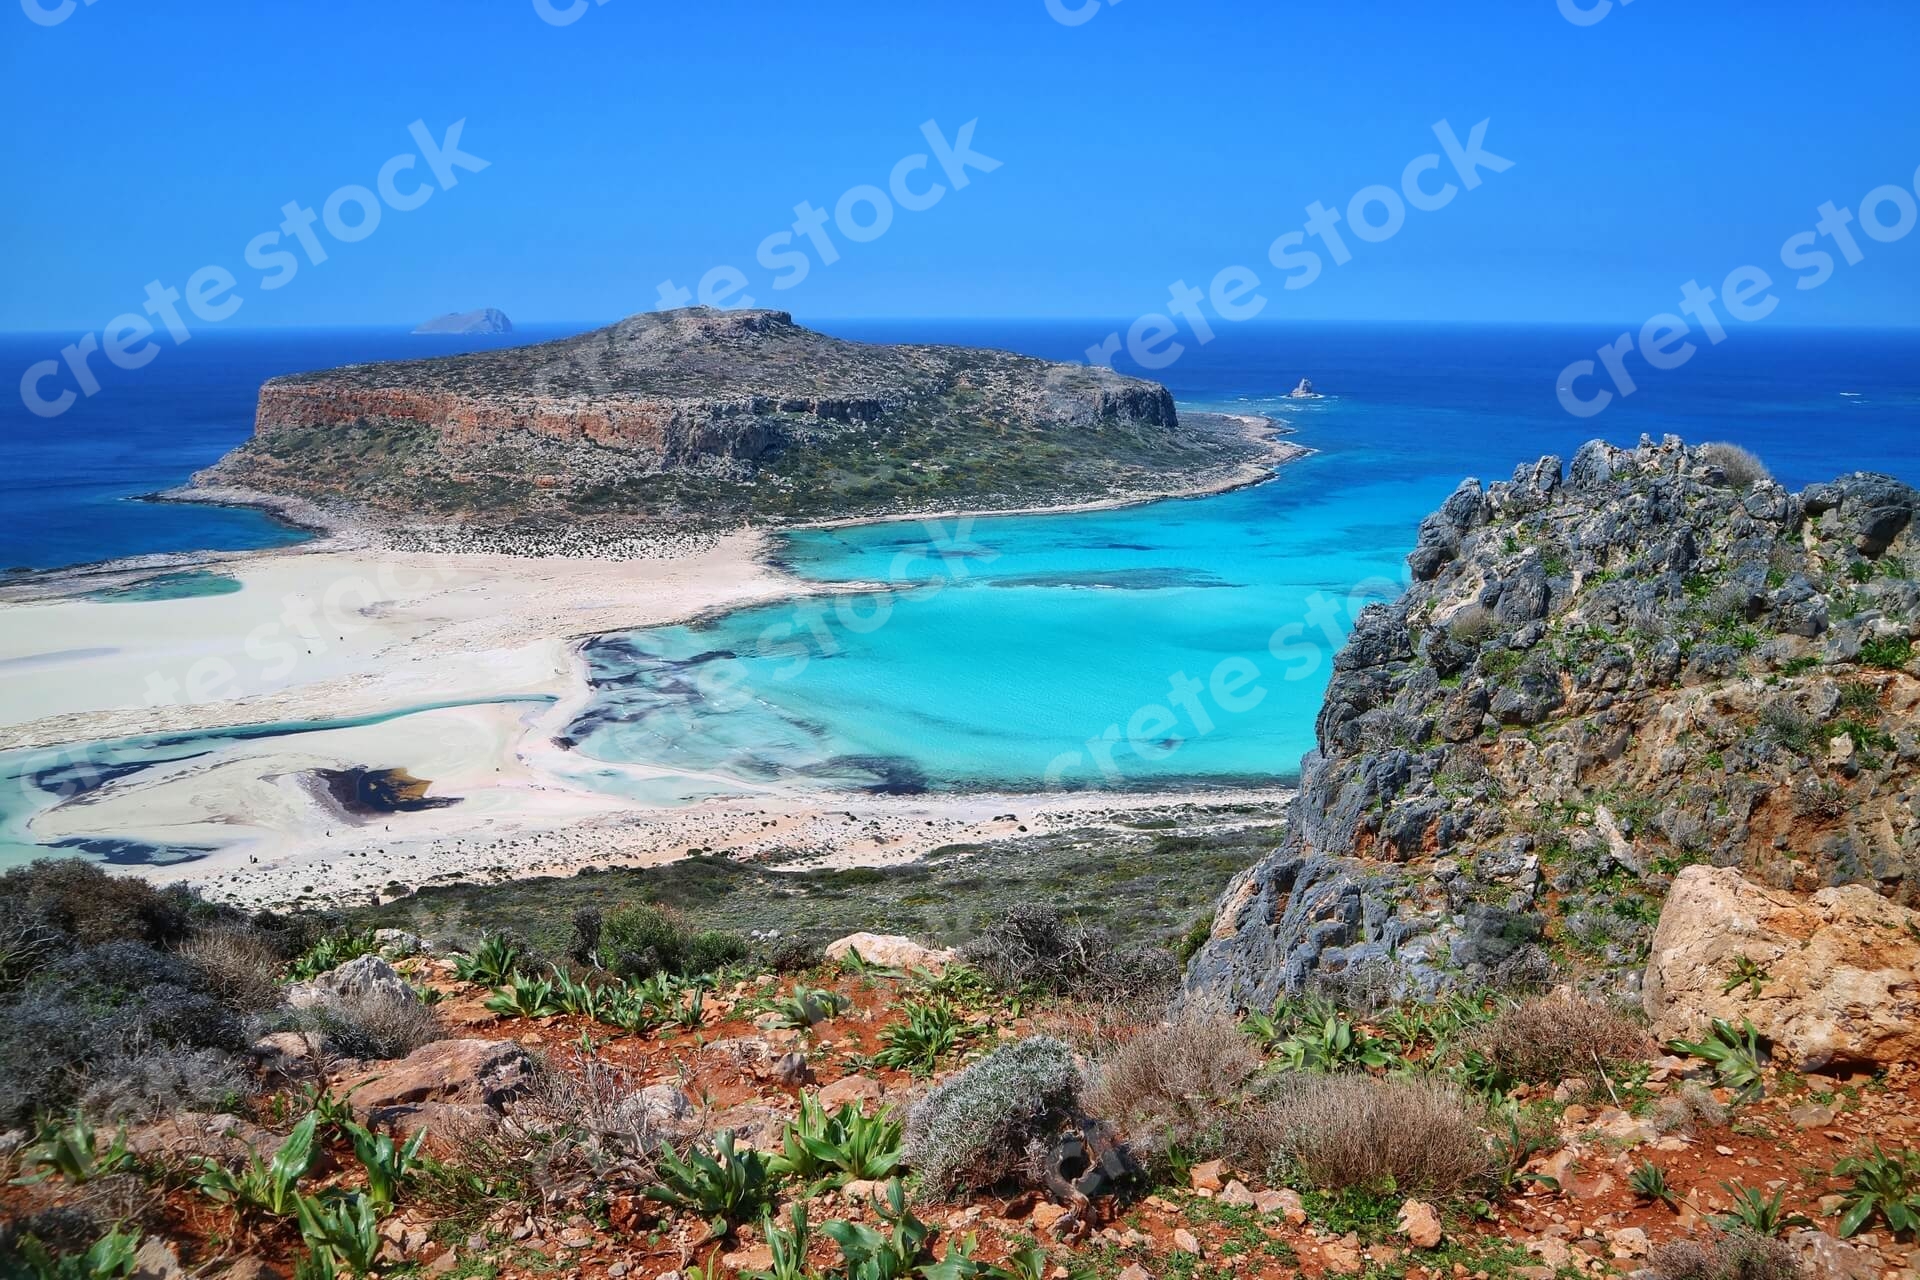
<box><xmin>197</xmin><ymin>308</ymin><xmax>1262</xmax><ymax>529</ymax></box>
<box><xmin>1187</xmin><ymin>436</ymin><xmax>1920</xmax><ymax>1012</ymax></box>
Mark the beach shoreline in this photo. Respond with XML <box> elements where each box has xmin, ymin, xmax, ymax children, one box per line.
<box><xmin>0</xmin><ymin>413</ymin><xmax>1306</xmax><ymax>908</ymax></box>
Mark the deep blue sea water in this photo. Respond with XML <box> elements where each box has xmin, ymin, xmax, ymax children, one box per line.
<box><xmin>2</xmin><ymin>321</ymin><xmax>1917</xmax><ymax>859</ymax></box>
<box><xmin>0</xmin><ymin>326</ymin><xmax>585</xmax><ymax>572</ymax></box>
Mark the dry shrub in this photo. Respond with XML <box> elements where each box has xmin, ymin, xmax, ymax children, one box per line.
<box><xmin>300</xmin><ymin>989</ymin><xmax>443</xmax><ymax>1061</ymax></box>
<box><xmin>1476</xmin><ymin>993</ymin><xmax>1650</xmax><ymax>1086</ymax></box>
<box><xmin>1698</xmin><ymin>442</ymin><xmax>1773</xmax><ymax>493</ymax></box>
<box><xmin>961</xmin><ymin>906</ymin><xmax>1178</xmax><ymax>1004</ymax></box>
<box><xmin>1649</xmin><ymin>1231</ymin><xmax>1801</xmax><ymax>1280</ymax></box>
<box><xmin>181</xmin><ymin>928</ymin><xmax>285</xmax><ymax>1013</ymax></box>
<box><xmin>904</xmin><ymin>1036</ymin><xmax>1082</xmax><ymax>1199</ymax></box>
<box><xmin>1082</xmin><ymin>1009</ymin><xmax>1262</xmax><ymax>1166</ymax></box>
<box><xmin>1251</xmin><ymin>1074</ymin><xmax>1492</xmax><ymax>1195</ymax></box>
<box><xmin>1653</xmin><ymin>1079</ymin><xmax>1728</xmax><ymax>1135</ymax></box>
<box><xmin>79</xmin><ymin>1041</ymin><xmax>247</xmax><ymax>1122</ymax></box>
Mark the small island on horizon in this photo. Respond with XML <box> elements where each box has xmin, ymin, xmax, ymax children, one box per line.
<box><xmin>410</xmin><ymin>307</ymin><xmax>513</xmax><ymax>336</ymax></box>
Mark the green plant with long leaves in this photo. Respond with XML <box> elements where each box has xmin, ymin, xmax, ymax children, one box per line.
<box><xmin>484</xmin><ymin>972</ymin><xmax>560</xmax><ymax>1018</ymax></box>
<box><xmin>14</xmin><ymin>1112</ymin><xmax>135</xmax><ymax>1186</ymax></box>
<box><xmin>343</xmin><ymin>1121</ymin><xmax>426</xmax><ymax>1211</ymax></box>
<box><xmin>821</xmin><ymin>1179</ymin><xmax>930</xmax><ymax>1280</ymax></box>
<box><xmin>1669</xmin><ymin>1019</ymin><xmax>1768</xmax><ymax>1101</ymax></box>
<box><xmin>1717</xmin><ymin>1182</ymin><xmax>1812</xmax><ymax>1237</ymax></box>
<box><xmin>746</xmin><ymin>1204</ymin><xmax>816</xmax><ymax>1280</ymax></box>
<box><xmin>1488</xmin><ymin>1107</ymin><xmax>1560</xmax><ymax>1198</ymax></box>
<box><xmin>451</xmin><ymin>932</ymin><xmax>524</xmax><ymax>986</ymax></box>
<box><xmin>1629</xmin><ymin>1160</ymin><xmax>1681</xmax><ymax>1211</ymax></box>
<box><xmin>294</xmin><ymin>1081</ymin><xmax>360</xmax><ymax>1138</ymax></box>
<box><xmin>770</xmin><ymin>985</ymin><xmax>851</xmax><ymax>1031</ymax></box>
<box><xmin>874</xmin><ymin>999</ymin><xmax>971</xmax><ymax>1076</ymax></box>
<box><xmin>770</xmin><ymin>1094</ymin><xmax>904</xmax><ymax>1194</ymax></box>
<box><xmin>665</xmin><ymin>985</ymin><xmax>707</xmax><ymax>1031</ymax></box>
<box><xmin>549</xmin><ymin>965</ymin><xmax>612</xmax><ymax>1020</ymax></box>
<box><xmin>15</xmin><ymin>1226</ymin><xmax>142</xmax><ymax>1280</ymax></box>
<box><xmin>1721</xmin><ymin>955</ymin><xmax>1770</xmax><ymax>999</ymax></box>
<box><xmin>646</xmin><ymin>1130</ymin><xmax>782</xmax><ymax>1238</ymax></box>
<box><xmin>1272</xmin><ymin>1003</ymin><xmax>1396</xmax><ymax>1072</ymax></box>
<box><xmin>195</xmin><ymin>1113</ymin><xmax>317</xmax><ymax>1219</ymax></box>
<box><xmin>295</xmin><ymin>1191</ymin><xmax>382</xmax><ymax>1276</ymax></box>
<box><xmin>1832</xmin><ymin>1145</ymin><xmax>1920</xmax><ymax>1239</ymax></box>
<box><xmin>287</xmin><ymin>930</ymin><xmax>381</xmax><ymax>981</ymax></box>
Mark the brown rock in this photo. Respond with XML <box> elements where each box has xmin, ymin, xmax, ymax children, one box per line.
<box><xmin>1189</xmin><ymin>1159</ymin><xmax>1226</xmax><ymax>1192</ymax></box>
<box><xmin>1219</xmin><ymin>1179</ymin><xmax>1257</xmax><ymax>1208</ymax></box>
<box><xmin>824</xmin><ymin>932</ymin><xmax>957</xmax><ymax>973</ymax></box>
<box><xmin>1790</xmin><ymin>1229</ymin><xmax>1880</xmax><ymax>1280</ymax></box>
<box><xmin>1117</xmin><ymin>1266</ymin><xmax>1154</xmax><ymax>1280</ymax></box>
<box><xmin>817</xmin><ymin>1074</ymin><xmax>886</xmax><ymax>1112</ymax></box>
<box><xmin>1253</xmin><ymin>1188</ymin><xmax>1306</xmax><ymax>1224</ymax></box>
<box><xmin>1644</xmin><ymin>866</ymin><xmax>1920</xmax><ymax>1070</ymax></box>
<box><xmin>1171</xmin><ymin>1228</ymin><xmax>1202</xmax><ymax>1257</ymax></box>
<box><xmin>1322</xmin><ymin>1239</ymin><xmax>1363</xmax><ymax>1274</ymax></box>
<box><xmin>1030</xmin><ymin>1202</ymin><xmax>1071</xmax><ymax>1235</ymax></box>
<box><xmin>126</xmin><ymin>1113</ymin><xmax>274</xmax><ymax>1163</ymax></box>
<box><xmin>335</xmin><ymin>1038</ymin><xmax>532</xmax><ymax>1112</ymax></box>
<box><xmin>1397</xmin><ymin>1199</ymin><xmax>1443</xmax><ymax>1249</ymax></box>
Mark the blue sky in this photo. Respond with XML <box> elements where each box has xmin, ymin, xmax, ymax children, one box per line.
<box><xmin>2</xmin><ymin>0</ymin><xmax>1916</xmax><ymax>329</ymax></box>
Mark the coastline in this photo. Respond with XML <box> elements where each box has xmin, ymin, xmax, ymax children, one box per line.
<box><xmin>0</xmin><ymin>413</ymin><xmax>1307</xmax><ymax>907</ymax></box>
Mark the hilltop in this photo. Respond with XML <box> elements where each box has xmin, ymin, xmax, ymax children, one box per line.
<box><xmin>193</xmin><ymin>308</ymin><xmax>1280</xmax><ymax>535</ymax></box>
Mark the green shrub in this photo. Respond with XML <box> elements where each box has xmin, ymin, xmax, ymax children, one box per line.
<box><xmin>874</xmin><ymin>999</ymin><xmax>971</xmax><ymax>1076</ymax></box>
<box><xmin>903</xmin><ymin>1036</ymin><xmax>1081</xmax><ymax>1198</ymax></box>
<box><xmin>645</xmin><ymin>1130</ymin><xmax>781</xmax><ymax>1237</ymax></box>
<box><xmin>600</xmin><ymin>903</ymin><xmax>748</xmax><ymax>981</ymax></box>
<box><xmin>1860</xmin><ymin>635</ymin><xmax>1914</xmax><ymax>671</ymax></box>
<box><xmin>960</xmin><ymin>905</ymin><xmax>1176</xmax><ymax>1003</ymax></box>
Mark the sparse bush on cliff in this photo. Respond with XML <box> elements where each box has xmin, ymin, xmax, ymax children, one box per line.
<box><xmin>1697</xmin><ymin>442</ymin><xmax>1773</xmax><ymax>493</ymax></box>
<box><xmin>1082</xmin><ymin>1009</ymin><xmax>1262</xmax><ymax>1169</ymax></box>
<box><xmin>291</xmin><ymin>988</ymin><xmax>443</xmax><ymax>1061</ymax></box>
<box><xmin>1649</xmin><ymin>1230</ymin><xmax>1802</xmax><ymax>1280</ymax></box>
<box><xmin>600</xmin><ymin>902</ymin><xmax>747</xmax><ymax>982</ymax></box>
<box><xmin>181</xmin><ymin>928</ymin><xmax>286</xmax><ymax>1013</ymax></box>
<box><xmin>904</xmin><ymin>1036</ymin><xmax>1082</xmax><ymax>1198</ymax></box>
<box><xmin>961</xmin><ymin>905</ymin><xmax>1177</xmax><ymax>1004</ymax></box>
<box><xmin>0</xmin><ymin>860</ymin><xmax>198</xmax><ymax>955</ymax></box>
<box><xmin>1250</xmin><ymin>1074</ymin><xmax>1491</xmax><ymax>1196</ymax></box>
<box><xmin>78</xmin><ymin>1042</ymin><xmax>247</xmax><ymax>1123</ymax></box>
<box><xmin>1474</xmin><ymin>993</ymin><xmax>1650</xmax><ymax>1087</ymax></box>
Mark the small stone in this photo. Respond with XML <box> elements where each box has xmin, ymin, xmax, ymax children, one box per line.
<box><xmin>1255</xmin><ymin>1188</ymin><xmax>1307</xmax><ymax>1224</ymax></box>
<box><xmin>1398</xmin><ymin>1200</ymin><xmax>1443</xmax><ymax>1249</ymax></box>
<box><xmin>1172</xmin><ymin>1228</ymin><xmax>1202</xmax><ymax>1257</ymax></box>
<box><xmin>1030</xmin><ymin>1202</ymin><xmax>1070</xmax><ymax>1235</ymax></box>
<box><xmin>1322</xmin><ymin>1240</ymin><xmax>1363</xmax><ymax>1274</ymax></box>
<box><xmin>1791</xmin><ymin>1103</ymin><xmax>1837</xmax><ymax>1129</ymax></box>
<box><xmin>1219</xmin><ymin>1179</ymin><xmax>1257</xmax><ymax>1208</ymax></box>
<box><xmin>818</xmin><ymin>1074</ymin><xmax>885</xmax><ymax>1112</ymax></box>
<box><xmin>1563</xmin><ymin>1104</ymin><xmax>1591</xmax><ymax>1124</ymax></box>
<box><xmin>1118</xmin><ymin>1266</ymin><xmax>1154</xmax><ymax>1280</ymax></box>
<box><xmin>1190</xmin><ymin>1159</ymin><xmax>1225</xmax><ymax>1192</ymax></box>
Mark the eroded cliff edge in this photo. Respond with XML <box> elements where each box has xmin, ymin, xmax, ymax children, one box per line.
<box><xmin>195</xmin><ymin>307</ymin><xmax>1269</xmax><ymax>530</ymax></box>
<box><xmin>1187</xmin><ymin>435</ymin><xmax>1920</xmax><ymax>1010</ymax></box>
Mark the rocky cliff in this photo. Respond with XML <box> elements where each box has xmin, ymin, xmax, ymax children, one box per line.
<box><xmin>1187</xmin><ymin>436</ymin><xmax>1920</xmax><ymax>1011</ymax></box>
<box><xmin>413</xmin><ymin>308</ymin><xmax>513</xmax><ymax>335</ymax></box>
<box><xmin>197</xmin><ymin>308</ymin><xmax>1244</xmax><ymax>527</ymax></box>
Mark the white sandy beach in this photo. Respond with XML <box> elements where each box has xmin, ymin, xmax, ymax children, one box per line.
<box><xmin>0</xmin><ymin>416</ymin><xmax>1300</xmax><ymax>907</ymax></box>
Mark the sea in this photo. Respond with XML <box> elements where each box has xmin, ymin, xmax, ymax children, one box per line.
<box><xmin>2</xmin><ymin>321</ymin><xmax>1917</xmax><ymax>859</ymax></box>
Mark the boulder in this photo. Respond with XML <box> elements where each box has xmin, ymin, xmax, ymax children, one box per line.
<box><xmin>334</xmin><ymin>1038</ymin><xmax>532</xmax><ymax>1111</ymax></box>
<box><xmin>825</xmin><ymin>932</ymin><xmax>956</xmax><ymax>974</ymax></box>
<box><xmin>816</xmin><ymin>1074</ymin><xmax>886</xmax><ymax>1112</ymax></box>
<box><xmin>126</xmin><ymin>1113</ymin><xmax>275</xmax><ymax>1164</ymax></box>
<box><xmin>1397</xmin><ymin>1199</ymin><xmax>1443</xmax><ymax>1249</ymax></box>
<box><xmin>286</xmin><ymin>954</ymin><xmax>416</xmax><ymax>1010</ymax></box>
<box><xmin>1644</xmin><ymin>865</ymin><xmax>1920</xmax><ymax>1069</ymax></box>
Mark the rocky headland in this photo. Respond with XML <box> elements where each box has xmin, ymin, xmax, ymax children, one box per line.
<box><xmin>1188</xmin><ymin>435</ymin><xmax>1920</xmax><ymax>1029</ymax></box>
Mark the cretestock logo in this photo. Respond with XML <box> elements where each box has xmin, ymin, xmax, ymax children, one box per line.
<box><xmin>1046</xmin><ymin>0</ymin><xmax>1121</xmax><ymax>27</ymax></box>
<box><xmin>1558</xmin><ymin>0</ymin><xmax>1636</xmax><ymax>26</ymax></box>
<box><xmin>20</xmin><ymin>0</ymin><xmax>95</xmax><ymax>27</ymax></box>
<box><xmin>19</xmin><ymin>121</ymin><xmax>488</xmax><ymax>420</ymax></box>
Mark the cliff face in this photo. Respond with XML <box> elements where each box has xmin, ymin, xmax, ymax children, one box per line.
<box><xmin>1186</xmin><ymin>436</ymin><xmax>1920</xmax><ymax>1011</ymax></box>
<box><xmin>200</xmin><ymin>308</ymin><xmax>1208</xmax><ymax>526</ymax></box>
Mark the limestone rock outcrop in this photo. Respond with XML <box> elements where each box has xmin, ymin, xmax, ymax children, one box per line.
<box><xmin>1644</xmin><ymin>865</ymin><xmax>1920</xmax><ymax>1069</ymax></box>
<box><xmin>1187</xmin><ymin>436</ymin><xmax>1920</xmax><ymax>1009</ymax></box>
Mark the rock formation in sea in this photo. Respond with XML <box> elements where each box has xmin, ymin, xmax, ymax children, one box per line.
<box><xmin>198</xmin><ymin>307</ymin><xmax>1262</xmax><ymax>530</ymax></box>
<box><xmin>1286</xmin><ymin>378</ymin><xmax>1321</xmax><ymax>399</ymax></box>
<box><xmin>1185</xmin><ymin>435</ymin><xmax>1920</xmax><ymax>1012</ymax></box>
<box><xmin>412</xmin><ymin>308</ymin><xmax>513</xmax><ymax>335</ymax></box>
